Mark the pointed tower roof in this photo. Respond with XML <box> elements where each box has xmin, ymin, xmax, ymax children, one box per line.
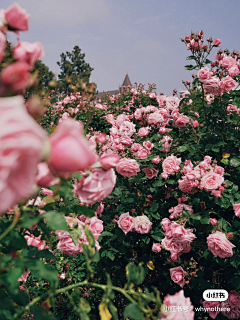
<box><xmin>122</xmin><ymin>74</ymin><xmax>132</xmax><ymax>87</ymax></box>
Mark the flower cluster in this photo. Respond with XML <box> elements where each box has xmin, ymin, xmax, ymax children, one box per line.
<box><xmin>117</xmin><ymin>212</ymin><xmax>152</xmax><ymax>234</ymax></box>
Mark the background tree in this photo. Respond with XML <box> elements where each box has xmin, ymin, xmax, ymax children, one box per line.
<box><xmin>57</xmin><ymin>45</ymin><xmax>93</xmax><ymax>93</ymax></box>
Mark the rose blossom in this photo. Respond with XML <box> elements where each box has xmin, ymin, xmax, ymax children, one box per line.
<box><xmin>142</xmin><ymin>168</ymin><xmax>159</xmax><ymax>179</ymax></box>
<box><xmin>197</xmin><ymin>67</ymin><xmax>213</xmax><ymax>82</ymax></box>
<box><xmin>221</xmin><ymin>56</ymin><xmax>236</xmax><ymax>69</ymax></box>
<box><xmin>74</xmin><ymin>168</ymin><xmax>116</xmax><ymax>205</ymax></box>
<box><xmin>100</xmin><ymin>153</ymin><xmax>120</xmax><ymax>170</ymax></box>
<box><xmin>202</xmin><ymin>301</ymin><xmax>220</xmax><ymax>319</ymax></box>
<box><xmin>160</xmin><ymin>290</ymin><xmax>194</xmax><ymax>320</ymax></box>
<box><xmin>213</xmin><ymin>39</ymin><xmax>221</xmax><ymax>46</ymax></box>
<box><xmin>219</xmin><ymin>76</ymin><xmax>236</xmax><ymax>94</ymax></box>
<box><xmin>49</xmin><ymin>118</ymin><xmax>97</xmax><ymax>177</ymax></box>
<box><xmin>137</xmin><ymin>127</ymin><xmax>150</xmax><ymax>137</ymax></box>
<box><xmin>228</xmin><ymin>290</ymin><xmax>240</xmax><ymax>308</ymax></box>
<box><xmin>221</xmin><ymin>301</ymin><xmax>240</xmax><ymax>319</ymax></box>
<box><xmin>207</xmin><ymin>231</ymin><xmax>235</xmax><ymax>258</ymax></box>
<box><xmin>18</xmin><ymin>269</ymin><xmax>30</xmax><ymax>283</ymax></box>
<box><xmin>136</xmin><ymin>148</ymin><xmax>150</xmax><ymax>159</ymax></box>
<box><xmin>162</xmin><ymin>155</ymin><xmax>181</xmax><ymax>174</ymax></box>
<box><xmin>88</xmin><ymin>216</ymin><xmax>104</xmax><ymax>240</ymax></box>
<box><xmin>13</xmin><ymin>41</ymin><xmax>45</xmax><ymax>69</ymax></box>
<box><xmin>151</xmin><ymin>156</ymin><xmax>160</xmax><ymax>164</ymax></box>
<box><xmin>134</xmin><ymin>215</ymin><xmax>152</xmax><ymax>234</ymax></box>
<box><xmin>118</xmin><ymin>212</ymin><xmax>135</xmax><ymax>234</ymax></box>
<box><xmin>117</xmin><ymin>158</ymin><xmax>140</xmax><ymax>177</ymax></box>
<box><xmin>200</xmin><ymin>172</ymin><xmax>224</xmax><ymax>191</ymax></box>
<box><xmin>203</xmin><ymin>76</ymin><xmax>222</xmax><ymax>96</ymax></box>
<box><xmin>143</xmin><ymin>141</ymin><xmax>154</xmax><ymax>150</ymax></box>
<box><xmin>35</xmin><ymin>162</ymin><xmax>60</xmax><ymax>187</ymax></box>
<box><xmin>170</xmin><ymin>266</ymin><xmax>185</xmax><ymax>288</ymax></box>
<box><xmin>233</xmin><ymin>203</ymin><xmax>240</xmax><ymax>218</ymax></box>
<box><xmin>152</xmin><ymin>243</ymin><xmax>161</xmax><ymax>253</ymax></box>
<box><xmin>0</xmin><ymin>96</ymin><xmax>47</xmax><ymax>215</ymax></box>
<box><xmin>119</xmin><ymin>121</ymin><xmax>136</xmax><ymax>137</ymax></box>
<box><xmin>24</xmin><ymin>233</ymin><xmax>46</xmax><ymax>251</ymax></box>
<box><xmin>5</xmin><ymin>3</ymin><xmax>30</xmax><ymax>31</ymax></box>
<box><xmin>148</xmin><ymin>112</ymin><xmax>164</xmax><ymax>125</ymax></box>
<box><xmin>0</xmin><ymin>62</ymin><xmax>30</xmax><ymax>92</ymax></box>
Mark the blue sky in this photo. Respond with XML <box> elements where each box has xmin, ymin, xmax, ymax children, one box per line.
<box><xmin>2</xmin><ymin>0</ymin><xmax>240</xmax><ymax>95</ymax></box>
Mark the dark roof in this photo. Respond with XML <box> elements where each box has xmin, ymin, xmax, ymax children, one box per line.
<box><xmin>122</xmin><ymin>74</ymin><xmax>132</xmax><ymax>87</ymax></box>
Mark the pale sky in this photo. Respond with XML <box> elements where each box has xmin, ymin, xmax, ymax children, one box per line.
<box><xmin>2</xmin><ymin>0</ymin><xmax>240</xmax><ymax>95</ymax></box>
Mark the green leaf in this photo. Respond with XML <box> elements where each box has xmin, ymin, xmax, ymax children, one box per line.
<box><xmin>69</xmin><ymin>229</ymin><xmax>82</xmax><ymax>246</ymax></box>
<box><xmin>44</xmin><ymin>211</ymin><xmax>68</xmax><ymax>230</ymax></box>
<box><xmin>106</xmin><ymin>251</ymin><xmax>115</xmax><ymax>261</ymax></box>
<box><xmin>177</xmin><ymin>145</ymin><xmax>188</xmax><ymax>152</ymax></box>
<box><xmin>126</xmin><ymin>263</ymin><xmax>145</xmax><ymax>285</ymax></box>
<box><xmin>150</xmin><ymin>203</ymin><xmax>159</xmax><ymax>212</ymax></box>
<box><xmin>75</xmin><ymin>205</ymin><xmax>95</xmax><ymax>217</ymax></box>
<box><xmin>25</xmin><ymin>259</ymin><xmax>58</xmax><ymax>284</ymax></box>
<box><xmin>200</xmin><ymin>216</ymin><xmax>209</xmax><ymax>224</ymax></box>
<box><xmin>123</xmin><ymin>304</ymin><xmax>144</xmax><ymax>320</ymax></box>
<box><xmin>230</xmin><ymin>158</ymin><xmax>240</xmax><ymax>167</ymax></box>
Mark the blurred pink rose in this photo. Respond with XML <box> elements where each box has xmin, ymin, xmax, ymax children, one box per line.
<box><xmin>233</xmin><ymin>203</ymin><xmax>240</xmax><ymax>218</ymax></box>
<box><xmin>170</xmin><ymin>266</ymin><xmax>185</xmax><ymax>288</ymax></box>
<box><xmin>18</xmin><ymin>269</ymin><xmax>30</xmax><ymax>283</ymax></box>
<box><xmin>201</xmin><ymin>172</ymin><xmax>224</xmax><ymax>191</ymax></box>
<box><xmin>95</xmin><ymin>203</ymin><xmax>104</xmax><ymax>215</ymax></box>
<box><xmin>49</xmin><ymin>118</ymin><xmax>97</xmax><ymax>177</ymax></box>
<box><xmin>88</xmin><ymin>216</ymin><xmax>104</xmax><ymax>240</ymax></box>
<box><xmin>228</xmin><ymin>290</ymin><xmax>240</xmax><ymax>308</ymax></box>
<box><xmin>59</xmin><ymin>273</ymin><xmax>66</xmax><ymax>280</ymax></box>
<box><xmin>74</xmin><ymin>168</ymin><xmax>116</xmax><ymax>205</ymax></box>
<box><xmin>162</xmin><ymin>155</ymin><xmax>181</xmax><ymax>174</ymax></box>
<box><xmin>35</xmin><ymin>162</ymin><xmax>60</xmax><ymax>187</ymax></box>
<box><xmin>228</xmin><ymin>65</ymin><xmax>239</xmax><ymax>77</ymax></box>
<box><xmin>142</xmin><ymin>168</ymin><xmax>159</xmax><ymax>179</ymax></box>
<box><xmin>14</xmin><ymin>41</ymin><xmax>44</xmax><ymax>69</ymax></box>
<box><xmin>117</xmin><ymin>158</ymin><xmax>140</xmax><ymax>177</ymax></box>
<box><xmin>152</xmin><ymin>243</ymin><xmax>161</xmax><ymax>252</ymax></box>
<box><xmin>134</xmin><ymin>215</ymin><xmax>152</xmax><ymax>234</ymax></box>
<box><xmin>161</xmin><ymin>290</ymin><xmax>194</xmax><ymax>320</ymax></box>
<box><xmin>0</xmin><ymin>62</ymin><xmax>30</xmax><ymax>92</ymax></box>
<box><xmin>119</xmin><ymin>121</ymin><xmax>135</xmax><ymax>137</ymax></box>
<box><xmin>221</xmin><ymin>301</ymin><xmax>240</xmax><ymax>319</ymax></box>
<box><xmin>24</xmin><ymin>233</ymin><xmax>46</xmax><ymax>251</ymax></box>
<box><xmin>0</xmin><ymin>96</ymin><xmax>47</xmax><ymax>215</ymax></box>
<box><xmin>221</xmin><ymin>56</ymin><xmax>236</xmax><ymax>69</ymax></box>
<box><xmin>118</xmin><ymin>212</ymin><xmax>135</xmax><ymax>234</ymax></box>
<box><xmin>5</xmin><ymin>3</ymin><xmax>30</xmax><ymax>31</ymax></box>
<box><xmin>202</xmin><ymin>301</ymin><xmax>220</xmax><ymax>319</ymax></box>
<box><xmin>100</xmin><ymin>153</ymin><xmax>120</xmax><ymax>170</ymax></box>
<box><xmin>207</xmin><ymin>231</ymin><xmax>235</xmax><ymax>258</ymax></box>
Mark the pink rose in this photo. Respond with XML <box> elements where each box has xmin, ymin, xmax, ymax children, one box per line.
<box><xmin>160</xmin><ymin>135</ymin><xmax>173</xmax><ymax>152</ymax></box>
<box><xmin>233</xmin><ymin>203</ymin><xmax>240</xmax><ymax>218</ymax></box>
<box><xmin>116</xmin><ymin>114</ymin><xmax>129</xmax><ymax>128</ymax></box>
<box><xmin>134</xmin><ymin>215</ymin><xmax>152</xmax><ymax>234</ymax></box>
<box><xmin>203</xmin><ymin>76</ymin><xmax>222</xmax><ymax>96</ymax></box>
<box><xmin>49</xmin><ymin>118</ymin><xmax>97</xmax><ymax>176</ymax></box>
<box><xmin>95</xmin><ymin>202</ymin><xmax>104</xmax><ymax>215</ymax></box>
<box><xmin>166</xmin><ymin>96</ymin><xmax>180</xmax><ymax>111</ymax></box>
<box><xmin>0</xmin><ymin>62</ymin><xmax>30</xmax><ymax>92</ymax></box>
<box><xmin>202</xmin><ymin>301</ymin><xmax>220</xmax><ymax>319</ymax></box>
<box><xmin>88</xmin><ymin>216</ymin><xmax>104</xmax><ymax>240</ymax></box>
<box><xmin>41</xmin><ymin>188</ymin><xmax>54</xmax><ymax>197</ymax></box>
<box><xmin>219</xmin><ymin>76</ymin><xmax>236</xmax><ymax>94</ymax></box>
<box><xmin>221</xmin><ymin>301</ymin><xmax>240</xmax><ymax>319</ymax></box>
<box><xmin>74</xmin><ymin>168</ymin><xmax>116</xmax><ymax>205</ymax></box>
<box><xmin>170</xmin><ymin>266</ymin><xmax>185</xmax><ymax>288</ymax></box>
<box><xmin>5</xmin><ymin>3</ymin><xmax>30</xmax><ymax>31</ymax></box>
<box><xmin>201</xmin><ymin>172</ymin><xmax>224</xmax><ymax>191</ymax></box>
<box><xmin>221</xmin><ymin>56</ymin><xmax>236</xmax><ymax>69</ymax></box>
<box><xmin>207</xmin><ymin>231</ymin><xmax>235</xmax><ymax>258</ymax></box>
<box><xmin>162</xmin><ymin>155</ymin><xmax>181</xmax><ymax>174</ymax></box>
<box><xmin>0</xmin><ymin>96</ymin><xmax>47</xmax><ymax>215</ymax></box>
<box><xmin>119</xmin><ymin>121</ymin><xmax>136</xmax><ymax>137</ymax></box>
<box><xmin>228</xmin><ymin>65</ymin><xmax>239</xmax><ymax>77</ymax></box>
<box><xmin>210</xmin><ymin>218</ymin><xmax>218</xmax><ymax>226</ymax></box>
<box><xmin>213</xmin><ymin>39</ymin><xmax>221</xmax><ymax>46</ymax></box>
<box><xmin>136</xmin><ymin>120</ymin><xmax>147</xmax><ymax>131</ymax></box>
<box><xmin>117</xmin><ymin>158</ymin><xmax>140</xmax><ymax>177</ymax></box>
<box><xmin>161</xmin><ymin>218</ymin><xmax>171</xmax><ymax>231</ymax></box>
<box><xmin>152</xmin><ymin>243</ymin><xmax>161</xmax><ymax>253</ymax></box>
<box><xmin>174</xmin><ymin>114</ymin><xmax>189</xmax><ymax>128</ymax></box>
<box><xmin>118</xmin><ymin>212</ymin><xmax>135</xmax><ymax>234</ymax></box>
<box><xmin>213</xmin><ymin>165</ymin><xmax>224</xmax><ymax>176</ymax></box>
<box><xmin>151</xmin><ymin>156</ymin><xmax>160</xmax><ymax>164</ymax></box>
<box><xmin>14</xmin><ymin>41</ymin><xmax>44</xmax><ymax>69</ymax></box>
<box><xmin>228</xmin><ymin>290</ymin><xmax>240</xmax><ymax>308</ymax></box>
<box><xmin>105</xmin><ymin>114</ymin><xmax>115</xmax><ymax>125</ymax></box>
<box><xmin>161</xmin><ymin>290</ymin><xmax>194</xmax><ymax>320</ymax></box>
<box><xmin>178</xmin><ymin>179</ymin><xmax>193</xmax><ymax>193</ymax></box>
<box><xmin>148</xmin><ymin>112</ymin><xmax>164</xmax><ymax>125</ymax></box>
<box><xmin>35</xmin><ymin>162</ymin><xmax>60</xmax><ymax>187</ymax></box>
<box><xmin>59</xmin><ymin>273</ymin><xmax>66</xmax><ymax>280</ymax></box>
<box><xmin>136</xmin><ymin>148</ymin><xmax>150</xmax><ymax>159</ymax></box>
<box><xmin>142</xmin><ymin>168</ymin><xmax>159</xmax><ymax>179</ymax></box>
<box><xmin>134</xmin><ymin>108</ymin><xmax>143</xmax><ymax>120</ymax></box>
<box><xmin>0</xmin><ymin>31</ymin><xmax>6</xmax><ymax>63</ymax></box>
<box><xmin>24</xmin><ymin>233</ymin><xmax>46</xmax><ymax>251</ymax></box>
<box><xmin>197</xmin><ymin>67</ymin><xmax>213</xmax><ymax>82</ymax></box>
<box><xmin>143</xmin><ymin>141</ymin><xmax>154</xmax><ymax>150</ymax></box>
<box><xmin>100</xmin><ymin>153</ymin><xmax>120</xmax><ymax>170</ymax></box>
